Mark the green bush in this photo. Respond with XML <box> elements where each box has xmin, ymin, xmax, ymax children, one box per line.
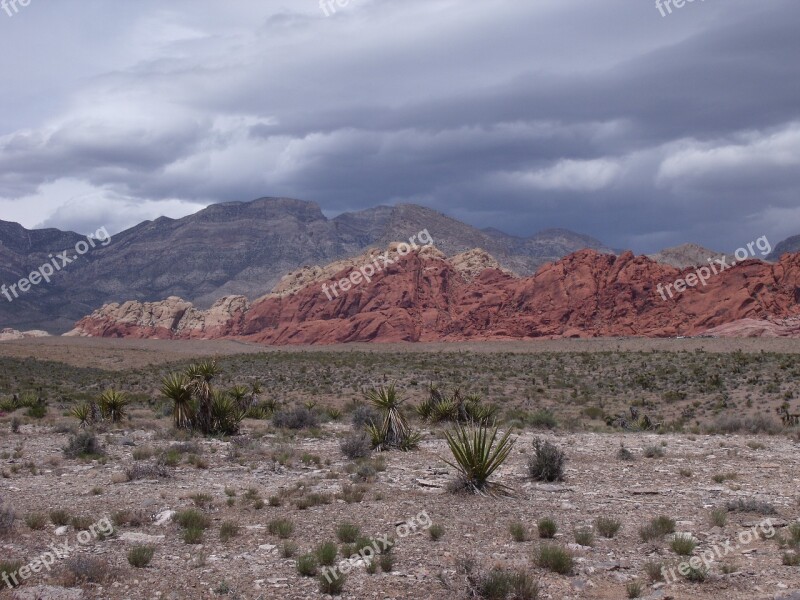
<box><xmin>537</xmin><ymin>518</ymin><xmax>557</xmax><ymax>539</ymax></box>
<box><xmin>536</xmin><ymin>544</ymin><xmax>574</xmax><ymax>575</ymax></box>
<box><xmin>127</xmin><ymin>545</ymin><xmax>155</xmax><ymax>568</ymax></box>
<box><xmin>528</xmin><ymin>438</ymin><xmax>566</xmax><ymax>482</ymax></box>
<box><xmin>595</xmin><ymin>517</ymin><xmax>621</xmax><ymax>538</ymax></box>
<box><xmin>297</xmin><ymin>553</ymin><xmax>318</xmax><ymax>576</ymax></box>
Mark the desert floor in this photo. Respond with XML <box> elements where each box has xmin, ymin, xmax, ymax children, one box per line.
<box><xmin>0</xmin><ymin>337</ymin><xmax>799</xmax><ymax>600</ymax></box>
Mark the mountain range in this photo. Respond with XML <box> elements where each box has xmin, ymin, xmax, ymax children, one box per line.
<box><xmin>68</xmin><ymin>245</ymin><xmax>800</xmax><ymax>343</ymax></box>
<box><xmin>0</xmin><ymin>198</ymin><xmax>614</xmax><ymax>333</ymax></box>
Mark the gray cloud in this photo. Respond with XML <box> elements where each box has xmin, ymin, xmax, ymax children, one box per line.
<box><xmin>0</xmin><ymin>0</ymin><xmax>798</xmax><ymax>252</ymax></box>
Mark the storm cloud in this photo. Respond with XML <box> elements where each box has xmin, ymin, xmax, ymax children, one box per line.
<box><xmin>0</xmin><ymin>0</ymin><xmax>797</xmax><ymax>252</ymax></box>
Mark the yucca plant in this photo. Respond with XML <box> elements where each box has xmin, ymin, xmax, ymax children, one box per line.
<box><xmin>160</xmin><ymin>373</ymin><xmax>194</xmax><ymax>430</ymax></box>
<box><xmin>443</xmin><ymin>422</ymin><xmax>516</xmax><ymax>496</ymax></box>
<box><xmin>185</xmin><ymin>361</ymin><xmax>219</xmax><ymax>434</ymax></box>
<box><xmin>98</xmin><ymin>389</ymin><xmax>128</xmax><ymax>423</ymax></box>
<box><xmin>71</xmin><ymin>403</ymin><xmax>92</xmax><ymax>428</ymax></box>
<box><xmin>431</xmin><ymin>399</ymin><xmax>458</xmax><ymax>423</ymax></box>
<box><xmin>229</xmin><ymin>385</ymin><xmax>251</xmax><ymax>412</ymax></box>
<box><xmin>210</xmin><ymin>391</ymin><xmax>244</xmax><ymax>435</ymax></box>
<box><xmin>364</xmin><ymin>384</ymin><xmax>418</xmax><ymax>451</ymax></box>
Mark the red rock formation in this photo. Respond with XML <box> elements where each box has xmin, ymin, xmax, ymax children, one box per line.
<box><xmin>67</xmin><ymin>247</ymin><xmax>800</xmax><ymax>343</ymax></box>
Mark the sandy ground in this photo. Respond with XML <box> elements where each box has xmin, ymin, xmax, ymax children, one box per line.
<box><xmin>1</xmin><ymin>420</ymin><xmax>800</xmax><ymax>600</ymax></box>
<box><xmin>1</xmin><ymin>337</ymin><xmax>799</xmax><ymax>371</ymax></box>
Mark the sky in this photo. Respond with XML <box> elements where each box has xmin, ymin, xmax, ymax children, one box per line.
<box><xmin>0</xmin><ymin>0</ymin><xmax>798</xmax><ymax>253</ymax></box>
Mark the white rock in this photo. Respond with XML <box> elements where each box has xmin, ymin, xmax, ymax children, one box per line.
<box><xmin>154</xmin><ymin>510</ymin><xmax>176</xmax><ymax>526</ymax></box>
<box><xmin>120</xmin><ymin>532</ymin><xmax>165</xmax><ymax>544</ymax></box>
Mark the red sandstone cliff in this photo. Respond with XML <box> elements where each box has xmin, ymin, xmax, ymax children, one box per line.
<box><xmin>67</xmin><ymin>246</ymin><xmax>800</xmax><ymax>344</ymax></box>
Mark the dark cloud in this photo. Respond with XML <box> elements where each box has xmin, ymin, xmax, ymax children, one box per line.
<box><xmin>0</xmin><ymin>0</ymin><xmax>798</xmax><ymax>252</ymax></box>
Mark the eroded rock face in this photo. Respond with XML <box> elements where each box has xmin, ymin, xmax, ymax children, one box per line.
<box><xmin>0</xmin><ymin>328</ymin><xmax>50</xmax><ymax>341</ymax></box>
<box><xmin>67</xmin><ymin>295</ymin><xmax>249</xmax><ymax>340</ymax></box>
<box><xmin>67</xmin><ymin>248</ymin><xmax>800</xmax><ymax>343</ymax></box>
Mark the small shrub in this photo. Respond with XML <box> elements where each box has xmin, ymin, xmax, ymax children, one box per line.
<box><xmin>50</xmin><ymin>509</ymin><xmax>71</xmax><ymax>527</ymax></box>
<box><xmin>528</xmin><ymin>438</ymin><xmax>566</xmax><ymax>482</ymax></box>
<box><xmin>671</xmin><ymin>533</ymin><xmax>696</xmax><ymax>555</ymax></box>
<box><xmin>639</xmin><ymin>516</ymin><xmax>675</xmax><ymax>541</ymax></box>
<box><xmin>473</xmin><ymin>568</ymin><xmax>539</xmax><ymax>600</ymax></box>
<box><xmin>710</xmin><ymin>508</ymin><xmax>727</xmax><ymax>527</ymax></box>
<box><xmin>536</xmin><ymin>544</ymin><xmax>574</xmax><ymax>575</ymax></box>
<box><xmin>190</xmin><ymin>493</ymin><xmax>213</xmax><ymax>508</ymax></box>
<box><xmin>574</xmin><ymin>527</ymin><xmax>594</xmax><ymax>547</ymax></box>
<box><xmin>316</xmin><ymin>541</ymin><xmax>338</xmax><ymax>566</ymax></box>
<box><xmin>429</xmin><ymin>524</ymin><xmax>445</xmax><ymax>541</ymax></box>
<box><xmin>319</xmin><ymin>571</ymin><xmax>346</xmax><ymax>595</ymax></box>
<box><xmin>595</xmin><ymin>517</ymin><xmax>621</xmax><ymax>538</ymax></box>
<box><xmin>220</xmin><ymin>521</ymin><xmax>240</xmax><ymax>542</ymax></box>
<box><xmin>63</xmin><ymin>432</ymin><xmax>104</xmax><ymax>459</ymax></box>
<box><xmin>183</xmin><ymin>527</ymin><xmax>203</xmax><ymax>544</ymax></box>
<box><xmin>626</xmin><ymin>580</ymin><xmax>644</xmax><ymax>598</ymax></box>
<box><xmin>175</xmin><ymin>509</ymin><xmax>210</xmax><ymax>530</ymax></box>
<box><xmin>0</xmin><ymin>498</ymin><xmax>13</xmax><ymax>535</ymax></box>
<box><xmin>726</xmin><ymin>498</ymin><xmax>777</xmax><ymax>515</ymax></box>
<box><xmin>340</xmin><ymin>433</ymin><xmax>372</xmax><ymax>460</ymax></box>
<box><xmin>644</xmin><ymin>560</ymin><xmax>664</xmax><ymax>582</ymax></box>
<box><xmin>268</xmin><ymin>518</ymin><xmax>294</xmax><ymax>539</ymax></box>
<box><xmin>537</xmin><ymin>518</ymin><xmax>557</xmax><ymax>539</ymax></box>
<box><xmin>617</xmin><ymin>444</ymin><xmax>634</xmax><ymax>461</ymax></box>
<box><xmin>643</xmin><ymin>445</ymin><xmax>664</xmax><ymax>458</ymax></box>
<box><xmin>0</xmin><ymin>560</ymin><xmax>23</xmax><ymax>587</ymax></box>
<box><xmin>273</xmin><ymin>407</ymin><xmax>319</xmax><ymax>430</ymax></box>
<box><xmin>782</xmin><ymin>552</ymin><xmax>800</xmax><ymax>566</ymax></box>
<box><xmin>281</xmin><ymin>541</ymin><xmax>298</xmax><ymax>558</ymax></box>
<box><xmin>379</xmin><ymin>553</ymin><xmax>395</xmax><ymax>572</ymax></box>
<box><xmin>351</xmin><ymin>405</ymin><xmax>380</xmax><ymax>428</ymax></box>
<box><xmin>24</xmin><ymin>513</ymin><xmax>47</xmax><ymax>530</ymax></box>
<box><xmin>509</xmin><ymin>522</ymin><xmax>528</xmax><ymax>542</ymax></box>
<box><xmin>65</xmin><ymin>556</ymin><xmax>107</xmax><ymax>583</ymax></box>
<box><xmin>132</xmin><ymin>446</ymin><xmax>153</xmax><ymax>460</ymax></box>
<box><xmin>297</xmin><ymin>553</ymin><xmax>318</xmax><ymax>576</ymax></box>
<box><xmin>682</xmin><ymin>565</ymin><xmax>708</xmax><ymax>582</ymax></box>
<box><xmin>336</xmin><ymin>522</ymin><xmax>360</xmax><ymax>544</ymax></box>
<box><xmin>527</xmin><ymin>410</ymin><xmax>558</xmax><ymax>429</ymax></box>
<box><xmin>71</xmin><ymin>515</ymin><xmax>94</xmax><ymax>531</ymax></box>
<box><xmin>712</xmin><ymin>472</ymin><xmax>737</xmax><ymax>484</ymax></box>
<box><xmin>125</xmin><ymin>463</ymin><xmax>171</xmax><ymax>481</ymax></box>
<box><xmin>127</xmin><ymin>545</ymin><xmax>155</xmax><ymax>568</ymax></box>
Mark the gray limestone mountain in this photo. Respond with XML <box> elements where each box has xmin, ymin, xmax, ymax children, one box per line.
<box><xmin>768</xmin><ymin>234</ymin><xmax>800</xmax><ymax>261</ymax></box>
<box><xmin>0</xmin><ymin>198</ymin><xmax>612</xmax><ymax>333</ymax></box>
<box><xmin>646</xmin><ymin>243</ymin><xmax>725</xmax><ymax>268</ymax></box>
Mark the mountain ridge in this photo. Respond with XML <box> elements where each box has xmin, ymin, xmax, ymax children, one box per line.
<box><xmin>0</xmin><ymin>198</ymin><xmax>612</xmax><ymax>332</ymax></box>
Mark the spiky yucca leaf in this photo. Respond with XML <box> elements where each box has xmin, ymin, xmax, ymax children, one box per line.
<box><xmin>210</xmin><ymin>391</ymin><xmax>243</xmax><ymax>435</ymax></box>
<box><xmin>364</xmin><ymin>384</ymin><xmax>417</xmax><ymax>451</ymax></box>
<box><xmin>98</xmin><ymin>389</ymin><xmax>128</xmax><ymax>423</ymax></box>
<box><xmin>71</xmin><ymin>403</ymin><xmax>92</xmax><ymax>428</ymax></box>
<box><xmin>443</xmin><ymin>423</ymin><xmax>515</xmax><ymax>496</ymax></box>
<box><xmin>160</xmin><ymin>373</ymin><xmax>194</xmax><ymax>430</ymax></box>
<box><xmin>186</xmin><ymin>360</ymin><xmax>220</xmax><ymax>434</ymax></box>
